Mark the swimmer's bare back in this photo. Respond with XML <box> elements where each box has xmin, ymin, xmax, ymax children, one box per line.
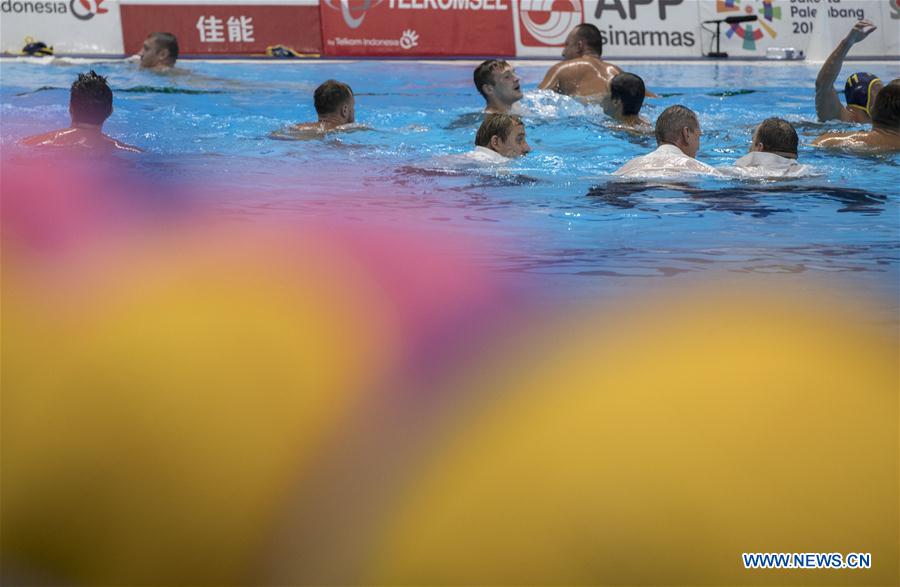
<box><xmin>812</xmin><ymin>129</ymin><xmax>900</xmax><ymax>153</ymax></box>
<box><xmin>269</xmin><ymin>122</ymin><xmax>370</xmax><ymax>141</ymax></box>
<box><xmin>539</xmin><ymin>57</ymin><xmax>622</xmax><ymax>97</ymax></box>
<box><xmin>21</xmin><ymin>128</ymin><xmax>142</xmax><ymax>153</ymax></box>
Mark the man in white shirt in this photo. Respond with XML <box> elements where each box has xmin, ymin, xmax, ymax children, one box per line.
<box><xmin>469</xmin><ymin>113</ymin><xmax>532</xmax><ymax>161</ymax></box>
<box><xmin>432</xmin><ymin>114</ymin><xmax>531</xmax><ymax>169</ymax></box>
<box><xmin>613</xmin><ymin>105</ymin><xmax>718</xmax><ymax>178</ymax></box>
<box><xmin>726</xmin><ymin>118</ymin><xmax>815</xmax><ymax>178</ymax></box>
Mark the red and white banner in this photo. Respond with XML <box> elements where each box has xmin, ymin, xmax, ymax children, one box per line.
<box><xmin>319</xmin><ymin>0</ymin><xmax>516</xmax><ymax>57</ymax></box>
<box><xmin>120</xmin><ymin>0</ymin><xmax>322</xmax><ymax>55</ymax></box>
<box><xmin>513</xmin><ymin>0</ymin><xmax>700</xmax><ymax>58</ymax></box>
<box><xmin>1</xmin><ymin>0</ymin><xmax>124</xmax><ymax>55</ymax></box>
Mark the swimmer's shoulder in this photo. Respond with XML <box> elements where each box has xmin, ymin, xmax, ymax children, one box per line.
<box><xmin>107</xmin><ymin>137</ymin><xmax>143</xmax><ymax>153</ymax></box>
<box><xmin>20</xmin><ymin>128</ymin><xmax>73</xmax><ymax>147</ymax></box>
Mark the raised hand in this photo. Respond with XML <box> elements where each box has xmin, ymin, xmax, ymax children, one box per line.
<box><xmin>846</xmin><ymin>19</ymin><xmax>877</xmax><ymax>45</ymax></box>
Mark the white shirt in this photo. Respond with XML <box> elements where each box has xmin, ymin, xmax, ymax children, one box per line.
<box><xmin>613</xmin><ymin>144</ymin><xmax>720</xmax><ymax>178</ymax></box>
<box><xmin>467</xmin><ymin>146</ymin><xmax>511</xmax><ymax>163</ymax></box>
<box><xmin>434</xmin><ymin>146</ymin><xmax>511</xmax><ymax>167</ymax></box>
<box><xmin>723</xmin><ymin>151</ymin><xmax>816</xmax><ymax>178</ymax></box>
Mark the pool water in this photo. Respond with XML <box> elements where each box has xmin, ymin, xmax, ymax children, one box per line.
<box><xmin>1</xmin><ymin>59</ymin><xmax>898</xmax><ymax>321</ymax></box>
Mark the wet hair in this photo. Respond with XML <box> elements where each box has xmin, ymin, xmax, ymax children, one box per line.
<box><xmin>610</xmin><ymin>73</ymin><xmax>645</xmax><ymax>116</ymax></box>
<box><xmin>70</xmin><ymin>70</ymin><xmax>113</xmax><ymax>125</ymax></box>
<box><xmin>313</xmin><ymin>80</ymin><xmax>353</xmax><ymax>116</ymax></box>
<box><xmin>574</xmin><ymin>24</ymin><xmax>604</xmax><ymax>56</ymax></box>
<box><xmin>474</xmin><ymin>59</ymin><xmax>510</xmax><ymax>100</ymax></box>
<box><xmin>149</xmin><ymin>32</ymin><xmax>179</xmax><ymax>63</ymax></box>
<box><xmin>754</xmin><ymin>118</ymin><xmax>798</xmax><ymax>156</ymax></box>
<box><xmin>870</xmin><ymin>79</ymin><xmax>900</xmax><ymax>132</ymax></box>
<box><xmin>475</xmin><ymin>113</ymin><xmax>522</xmax><ymax>148</ymax></box>
<box><xmin>655</xmin><ymin>105</ymin><xmax>699</xmax><ymax>146</ymax></box>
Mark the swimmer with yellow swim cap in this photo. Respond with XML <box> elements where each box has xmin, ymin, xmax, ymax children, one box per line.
<box><xmin>815</xmin><ymin>20</ymin><xmax>884</xmax><ymax>123</ymax></box>
<box><xmin>814</xmin><ymin>78</ymin><xmax>900</xmax><ymax>153</ymax></box>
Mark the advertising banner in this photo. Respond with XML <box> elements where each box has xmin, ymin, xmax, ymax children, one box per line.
<box><xmin>698</xmin><ymin>0</ymin><xmax>897</xmax><ymax>60</ymax></box>
<box><xmin>1</xmin><ymin>0</ymin><xmax>124</xmax><ymax>55</ymax></box>
<box><xmin>513</xmin><ymin>0</ymin><xmax>702</xmax><ymax>58</ymax></box>
<box><xmin>319</xmin><ymin>0</ymin><xmax>516</xmax><ymax>57</ymax></box>
<box><xmin>120</xmin><ymin>0</ymin><xmax>322</xmax><ymax>56</ymax></box>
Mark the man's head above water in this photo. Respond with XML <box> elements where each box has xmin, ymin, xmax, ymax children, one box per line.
<box><xmin>751</xmin><ymin>118</ymin><xmax>800</xmax><ymax>159</ymax></box>
<box><xmin>655</xmin><ymin>105</ymin><xmax>702</xmax><ymax>158</ymax></box>
<box><xmin>602</xmin><ymin>72</ymin><xmax>646</xmax><ymax>120</ymax></box>
<box><xmin>474</xmin><ymin>113</ymin><xmax>531</xmax><ymax>158</ymax></box>
<box><xmin>474</xmin><ymin>60</ymin><xmax>523</xmax><ymax>113</ymax></box>
<box><xmin>562</xmin><ymin>23</ymin><xmax>605</xmax><ymax>60</ymax></box>
<box><xmin>70</xmin><ymin>70</ymin><xmax>113</xmax><ymax>127</ymax></box>
<box><xmin>139</xmin><ymin>32</ymin><xmax>179</xmax><ymax>70</ymax></box>
<box><xmin>314</xmin><ymin>80</ymin><xmax>355</xmax><ymax>125</ymax></box>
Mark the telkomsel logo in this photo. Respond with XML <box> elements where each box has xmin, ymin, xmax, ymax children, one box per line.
<box><xmin>890</xmin><ymin>0</ymin><xmax>899</xmax><ymax>20</ymax></box>
<box><xmin>518</xmin><ymin>0</ymin><xmax>582</xmax><ymax>46</ymax></box>
<box><xmin>717</xmin><ymin>0</ymin><xmax>781</xmax><ymax>51</ymax></box>
<box><xmin>323</xmin><ymin>0</ymin><xmax>383</xmax><ymax>29</ymax></box>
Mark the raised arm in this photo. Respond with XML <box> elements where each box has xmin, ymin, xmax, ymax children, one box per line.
<box><xmin>815</xmin><ymin>19</ymin><xmax>877</xmax><ymax>122</ymax></box>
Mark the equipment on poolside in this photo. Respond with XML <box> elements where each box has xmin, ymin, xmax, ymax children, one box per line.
<box><xmin>21</xmin><ymin>37</ymin><xmax>53</xmax><ymax>57</ymax></box>
<box><xmin>702</xmin><ymin>14</ymin><xmax>758</xmax><ymax>59</ymax></box>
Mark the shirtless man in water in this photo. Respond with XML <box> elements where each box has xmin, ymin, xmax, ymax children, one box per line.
<box><xmin>539</xmin><ymin>24</ymin><xmax>623</xmax><ymax>99</ymax></box>
<box><xmin>813</xmin><ymin>79</ymin><xmax>900</xmax><ymax>153</ymax></box>
<box><xmin>601</xmin><ymin>73</ymin><xmax>652</xmax><ymax>133</ymax></box>
<box><xmin>272</xmin><ymin>80</ymin><xmax>357</xmax><ymax>139</ymax></box>
<box><xmin>138</xmin><ymin>32</ymin><xmax>179</xmax><ymax>71</ymax></box>
<box><xmin>474</xmin><ymin>59</ymin><xmax>523</xmax><ymax>114</ymax></box>
<box><xmin>22</xmin><ymin>71</ymin><xmax>141</xmax><ymax>152</ymax></box>
<box><xmin>815</xmin><ymin>20</ymin><xmax>883</xmax><ymax>123</ymax></box>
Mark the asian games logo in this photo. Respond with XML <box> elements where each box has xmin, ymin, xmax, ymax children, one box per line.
<box><xmin>717</xmin><ymin>0</ymin><xmax>781</xmax><ymax>51</ymax></box>
<box><xmin>323</xmin><ymin>0</ymin><xmax>383</xmax><ymax>29</ymax></box>
<box><xmin>518</xmin><ymin>0</ymin><xmax>583</xmax><ymax>47</ymax></box>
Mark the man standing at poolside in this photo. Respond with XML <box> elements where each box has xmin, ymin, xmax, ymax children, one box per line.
<box><xmin>613</xmin><ymin>105</ymin><xmax>717</xmax><ymax>177</ymax></box>
<box><xmin>539</xmin><ymin>24</ymin><xmax>623</xmax><ymax>99</ymax></box>
<box><xmin>22</xmin><ymin>71</ymin><xmax>141</xmax><ymax>152</ymax></box>
<box><xmin>138</xmin><ymin>32</ymin><xmax>179</xmax><ymax>71</ymax></box>
<box><xmin>815</xmin><ymin>20</ymin><xmax>883</xmax><ymax>123</ymax></box>
<box><xmin>725</xmin><ymin>118</ymin><xmax>814</xmax><ymax>178</ymax></box>
<box><xmin>474</xmin><ymin>60</ymin><xmax>523</xmax><ymax>114</ymax></box>
<box><xmin>601</xmin><ymin>73</ymin><xmax>651</xmax><ymax>133</ymax></box>
<box><xmin>813</xmin><ymin>79</ymin><xmax>900</xmax><ymax>153</ymax></box>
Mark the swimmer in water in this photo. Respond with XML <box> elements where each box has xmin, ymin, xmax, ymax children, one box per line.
<box><xmin>600</xmin><ymin>73</ymin><xmax>651</xmax><ymax>134</ymax></box>
<box><xmin>21</xmin><ymin>71</ymin><xmax>142</xmax><ymax>152</ymax></box>
<box><xmin>471</xmin><ymin>113</ymin><xmax>532</xmax><ymax>161</ymax></box>
<box><xmin>815</xmin><ymin>20</ymin><xmax>883</xmax><ymax>123</ymax></box>
<box><xmin>725</xmin><ymin>118</ymin><xmax>814</xmax><ymax>178</ymax></box>
<box><xmin>813</xmin><ymin>79</ymin><xmax>900</xmax><ymax>153</ymax></box>
<box><xmin>613</xmin><ymin>105</ymin><xmax>718</xmax><ymax>178</ymax></box>
<box><xmin>271</xmin><ymin>80</ymin><xmax>358</xmax><ymax>139</ymax></box>
<box><xmin>539</xmin><ymin>24</ymin><xmax>655</xmax><ymax>101</ymax></box>
<box><xmin>474</xmin><ymin>60</ymin><xmax>523</xmax><ymax>114</ymax></box>
<box><xmin>138</xmin><ymin>32</ymin><xmax>179</xmax><ymax>71</ymax></box>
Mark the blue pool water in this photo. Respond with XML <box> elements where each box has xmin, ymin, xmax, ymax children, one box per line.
<box><xmin>2</xmin><ymin>59</ymin><xmax>898</xmax><ymax>320</ymax></box>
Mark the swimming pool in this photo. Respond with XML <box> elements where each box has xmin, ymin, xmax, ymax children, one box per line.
<box><xmin>3</xmin><ymin>57</ymin><xmax>900</xmax><ymax>585</ymax></box>
<box><xmin>2</xmin><ymin>58</ymin><xmax>898</xmax><ymax>321</ymax></box>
